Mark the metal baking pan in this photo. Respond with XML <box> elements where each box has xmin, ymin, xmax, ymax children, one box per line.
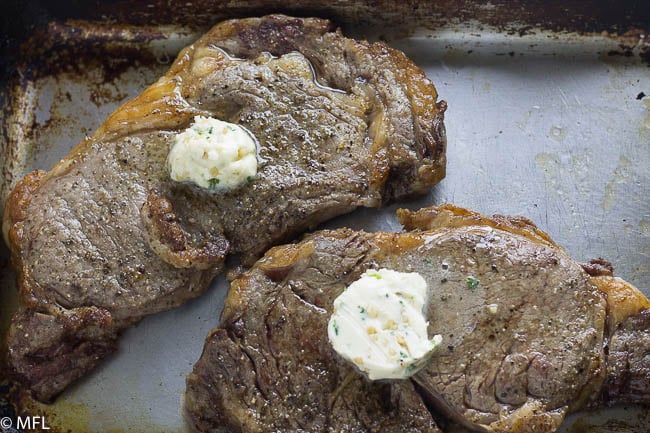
<box><xmin>1</xmin><ymin>1</ymin><xmax>649</xmax><ymax>432</ymax></box>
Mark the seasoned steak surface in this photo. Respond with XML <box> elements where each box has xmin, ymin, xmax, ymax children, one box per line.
<box><xmin>186</xmin><ymin>229</ymin><xmax>442</xmax><ymax>433</ymax></box>
<box><xmin>2</xmin><ymin>15</ymin><xmax>446</xmax><ymax>401</ymax></box>
<box><xmin>185</xmin><ymin>205</ymin><xmax>650</xmax><ymax>433</ymax></box>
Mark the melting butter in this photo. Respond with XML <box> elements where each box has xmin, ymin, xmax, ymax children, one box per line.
<box><xmin>167</xmin><ymin>116</ymin><xmax>257</xmax><ymax>190</ymax></box>
<box><xmin>328</xmin><ymin>268</ymin><xmax>442</xmax><ymax>380</ymax></box>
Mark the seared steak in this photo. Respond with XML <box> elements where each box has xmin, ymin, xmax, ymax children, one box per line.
<box><xmin>2</xmin><ymin>15</ymin><xmax>446</xmax><ymax>402</ymax></box>
<box><xmin>185</xmin><ymin>204</ymin><xmax>649</xmax><ymax>433</ymax></box>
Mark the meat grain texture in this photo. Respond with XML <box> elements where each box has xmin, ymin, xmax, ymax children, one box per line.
<box><xmin>185</xmin><ymin>204</ymin><xmax>650</xmax><ymax>433</ymax></box>
<box><xmin>1</xmin><ymin>15</ymin><xmax>447</xmax><ymax>402</ymax></box>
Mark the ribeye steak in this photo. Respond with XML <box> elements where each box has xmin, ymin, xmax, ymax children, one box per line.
<box><xmin>185</xmin><ymin>204</ymin><xmax>649</xmax><ymax>433</ymax></box>
<box><xmin>1</xmin><ymin>15</ymin><xmax>446</xmax><ymax>402</ymax></box>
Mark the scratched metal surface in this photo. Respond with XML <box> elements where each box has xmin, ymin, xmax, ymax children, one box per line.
<box><xmin>1</xmin><ymin>18</ymin><xmax>649</xmax><ymax>433</ymax></box>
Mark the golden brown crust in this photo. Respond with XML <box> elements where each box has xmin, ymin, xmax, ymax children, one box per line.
<box><xmin>591</xmin><ymin>275</ymin><xmax>650</xmax><ymax>334</ymax></box>
<box><xmin>3</xmin><ymin>170</ymin><xmax>49</xmax><ymax>310</ymax></box>
<box><xmin>398</xmin><ymin>203</ymin><xmax>559</xmax><ymax>249</ymax></box>
<box><xmin>2</xmin><ymin>170</ymin><xmax>47</xmax><ymax>247</ymax></box>
<box><xmin>360</xmin><ymin>40</ymin><xmax>446</xmax><ymax>199</ymax></box>
<box><xmin>382</xmin><ymin>42</ymin><xmax>447</xmax><ymax>192</ymax></box>
<box><xmin>256</xmin><ymin>241</ymin><xmax>317</xmax><ymax>282</ymax></box>
<box><xmin>140</xmin><ymin>189</ymin><xmax>229</xmax><ymax>270</ymax></box>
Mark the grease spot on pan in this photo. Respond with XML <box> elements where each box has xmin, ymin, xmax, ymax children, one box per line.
<box><xmin>535</xmin><ymin>150</ymin><xmax>593</xmax><ymax>196</ymax></box>
<box><xmin>12</xmin><ymin>392</ymin><xmax>91</xmax><ymax>433</ymax></box>
<box><xmin>516</xmin><ymin>110</ymin><xmax>533</xmax><ymax>131</ymax></box>
<box><xmin>639</xmin><ymin>99</ymin><xmax>650</xmax><ymax>140</ymax></box>
<box><xmin>640</xmin><ymin>220</ymin><xmax>650</xmax><ymax>235</ymax></box>
<box><xmin>601</xmin><ymin>156</ymin><xmax>632</xmax><ymax>211</ymax></box>
<box><xmin>549</xmin><ymin>125</ymin><xmax>567</xmax><ymax>141</ymax></box>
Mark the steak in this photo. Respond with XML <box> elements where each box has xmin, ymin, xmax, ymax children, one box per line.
<box><xmin>1</xmin><ymin>15</ymin><xmax>446</xmax><ymax>402</ymax></box>
<box><xmin>185</xmin><ymin>204</ymin><xmax>649</xmax><ymax>433</ymax></box>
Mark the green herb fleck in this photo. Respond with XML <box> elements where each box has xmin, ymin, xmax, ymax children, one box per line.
<box><xmin>406</xmin><ymin>363</ymin><xmax>419</xmax><ymax>373</ymax></box>
<box><xmin>399</xmin><ymin>299</ymin><xmax>405</xmax><ymax>306</ymax></box>
<box><xmin>208</xmin><ymin>127</ymin><xmax>214</xmax><ymax>134</ymax></box>
<box><xmin>358</xmin><ymin>306</ymin><xmax>366</xmax><ymax>314</ymax></box>
<box><xmin>227</xmin><ymin>125</ymin><xmax>237</xmax><ymax>132</ymax></box>
<box><xmin>247</xmin><ymin>175</ymin><xmax>254</xmax><ymax>183</ymax></box>
<box><xmin>332</xmin><ymin>320</ymin><xmax>339</xmax><ymax>336</ymax></box>
<box><xmin>367</xmin><ymin>270</ymin><xmax>382</xmax><ymax>279</ymax></box>
<box><xmin>208</xmin><ymin>178</ymin><xmax>220</xmax><ymax>189</ymax></box>
<box><xmin>423</xmin><ymin>258</ymin><xmax>432</xmax><ymax>264</ymax></box>
<box><xmin>399</xmin><ymin>351</ymin><xmax>408</xmax><ymax>359</ymax></box>
<box><xmin>466</xmin><ymin>276</ymin><xmax>479</xmax><ymax>290</ymax></box>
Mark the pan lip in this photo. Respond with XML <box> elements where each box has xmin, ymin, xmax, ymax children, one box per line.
<box><xmin>1</xmin><ymin>0</ymin><xmax>649</xmax><ymax>86</ymax></box>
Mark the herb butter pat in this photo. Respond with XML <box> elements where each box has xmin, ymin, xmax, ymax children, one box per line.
<box><xmin>167</xmin><ymin>116</ymin><xmax>257</xmax><ymax>190</ymax></box>
<box><xmin>328</xmin><ymin>268</ymin><xmax>442</xmax><ymax>380</ymax></box>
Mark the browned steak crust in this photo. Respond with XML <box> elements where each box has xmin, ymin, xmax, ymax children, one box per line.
<box><xmin>185</xmin><ymin>205</ymin><xmax>649</xmax><ymax>433</ymax></box>
<box><xmin>2</xmin><ymin>15</ymin><xmax>446</xmax><ymax>402</ymax></box>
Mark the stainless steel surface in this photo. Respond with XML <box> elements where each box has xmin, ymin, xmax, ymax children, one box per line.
<box><xmin>1</xmin><ymin>17</ymin><xmax>649</xmax><ymax>433</ymax></box>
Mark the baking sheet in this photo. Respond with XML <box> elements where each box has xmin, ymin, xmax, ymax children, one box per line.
<box><xmin>1</xmin><ymin>12</ymin><xmax>649</xmax><ymax>433</ymax></box>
